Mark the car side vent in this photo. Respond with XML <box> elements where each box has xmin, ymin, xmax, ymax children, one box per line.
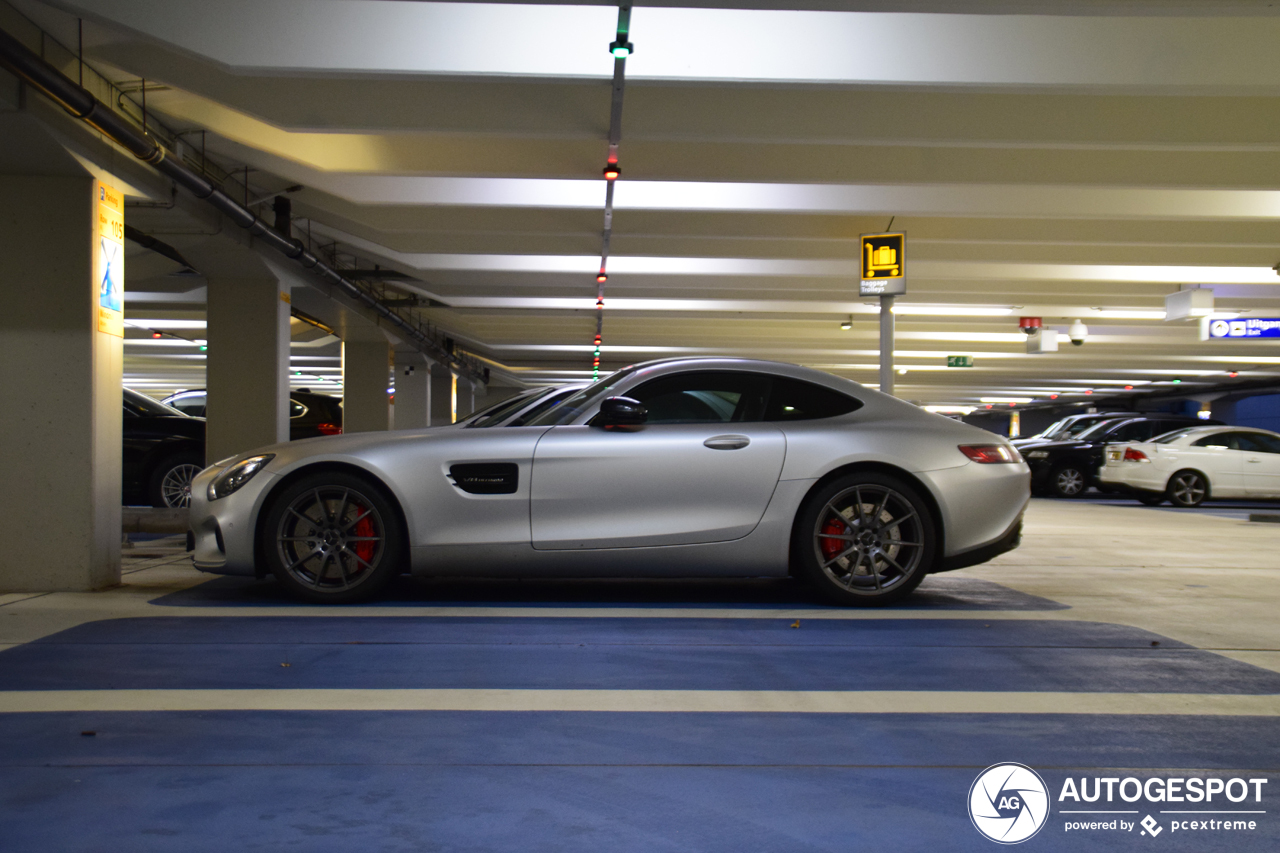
<box><xmin>449</xmin><ymin>463</ymin><xmax>519</xmax><ymax>495</ymax></box>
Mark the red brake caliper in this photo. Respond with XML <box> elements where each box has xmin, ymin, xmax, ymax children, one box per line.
<box><xmin>352</xmin><ymin>505</ymin><xmax>376</xmax><ymax>568</ymax></box>
<box><xmin>820</xmin><ymin>517</ymin><xmax>848</xmax><ymax>560</ymax></box>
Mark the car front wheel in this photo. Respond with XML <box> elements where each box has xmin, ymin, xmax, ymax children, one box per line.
<box><xmin>1050</xmin><ymin>465</ymin><xmax>1087</xmax><ymax>498</ymax></box>
<box><xmin>1167</xmin><ymin>470</ymin><xmax>1208</xmax><ymax>508</ymax></box>
<box><xmin>260</xmin><ymin>471</ymin><xmax>405</xmax><ymax>603</ymax></box>
<box><xmin>792</xmin><ymin>472</ymin><xmax>936</xmax><ymax>606</ymax></box>
<box><xmin>148</xmin><ymin>452</ymin><xmax>205</xmax><ymax>509</ymax></box>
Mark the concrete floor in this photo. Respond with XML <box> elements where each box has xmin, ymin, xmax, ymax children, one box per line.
<box><xmin>0</xmin><ymin>499</ymin><xmax>1277</xmax><ymax>851</ymax></box>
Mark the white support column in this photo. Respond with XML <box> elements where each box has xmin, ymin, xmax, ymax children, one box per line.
<box><xmin>343</xmin><ymin>339</ymin><xmax>391</xmax><ymax>432</ymax></box>
<box><xmin>456</xmin><ymin>378</ymin><xmax>477</xmax><ymax>420</ymax></box>
<box><xmin>0</xmin><ymin>173</ymin><xmax>121</xmax><ymax>591</ymax></box>
<box><xmin>429</xmin><ymin>362</ymin><xmax>454</xmax><ymax>426</ymax></box>
<box><xmin>393</xmin><ymin>350</ymin><xmax>430</xmax><ymax>430</ymax></box>
<box><xmin>204</xmin><ymin>274</ymin><xmax>291</xmax><ymax>463</ymax></box>
<box><xmin>879</xmin><ymin>294</ymin><xmax>896</xmax><ymax>397</ymax></box>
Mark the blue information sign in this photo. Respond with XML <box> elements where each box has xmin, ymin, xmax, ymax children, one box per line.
<box><xmin>1205</xmin><ymin>318</ymin><xmax>1280</xmax><ymax>339</ymax></box>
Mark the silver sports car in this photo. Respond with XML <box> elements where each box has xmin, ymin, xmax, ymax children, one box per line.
<box><xmin>188</xmin><ymin>358</ymin><xmax>1029</xmax><ymax>604</ymax></box>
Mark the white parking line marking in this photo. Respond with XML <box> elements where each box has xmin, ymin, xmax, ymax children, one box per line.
<box><xmin>0</xmin><ymin>689</ymin><xmax>1276</xmax><ymax>715</ymax></box>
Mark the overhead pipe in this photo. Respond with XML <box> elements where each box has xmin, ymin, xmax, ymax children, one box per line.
<box><xmin>0</xmin><ymin>26</ymin><xmax>485</xmax><ymax>383</ymax></box>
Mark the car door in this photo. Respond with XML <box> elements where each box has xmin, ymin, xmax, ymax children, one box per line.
<box><xmin>1185</xmin><ymin>433</ymin><xmax>1246</xmax><ymax>496</ymax></box>
<box><xmin>1236</xmin><ymin>433</ymin><xmax>1280</xmax><ymax>497</ymax></box>
<box><xmin>530</xmin><ymin>371</ymin><xmax>785</xmax><ymax>550</ymax></box>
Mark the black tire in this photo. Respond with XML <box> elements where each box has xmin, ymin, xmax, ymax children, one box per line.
<box><xmin>1166</xmin><ymin>470</ymin><xmax>1209</xmax><ymax>508</ymax></box>
<box><xmin>791</xmin><ymin>472</ymin><xmax>936</xmax><ymax>606</ymax></box>
<box><xmin>1136</xmin><ymin>492</ymin><xmax>1165</xmax><ymax>507</ymax></box>
<box><xmin>147</xmin><ymin>452</ymin><xmax>205</xmax><ymax>509</ymax></box>
<box><xmin>260</xmin><ymin>471</ymin><xmax>405</xmax><ymax>603</ymax></box>
<box><xmin>1049</xmin><ymin>465</ymin><xmax>1088</xmax><ymax>499</ymax></box>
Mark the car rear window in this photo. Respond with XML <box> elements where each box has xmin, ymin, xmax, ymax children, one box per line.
<box><xmin>765</xmin><ymin>377</ymin><xmax>862</xmax><ymax>421</ymax></box>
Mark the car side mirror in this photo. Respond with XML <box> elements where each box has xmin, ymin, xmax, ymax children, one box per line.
<box><xmin>597</xmin><ymin>396</ymin><xmax>647</xmax><ymax>427</ymax></box>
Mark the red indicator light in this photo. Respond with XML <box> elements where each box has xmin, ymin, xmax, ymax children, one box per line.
<box><xmin>1124</xmin><ymin>385</ymin><xmax>1133</xmax><ymax>390</ymax></box>
<box><xmin>985</xmin><ymin>404</ymin><xmax>993</xmax><ymax>409</ymax></box>
<box><xmin>1049</xmin><ymin>394</ymin><xmax>1059</xmax><ymax>400</ymax></box>
<box><xmin>596</xmin><ymin>273</ymin><xmax>608</xmax><ymax>283</ymax></box>
<box><xmin>316</xmin><ymin>422</ymin><xmax>342</xmax><ymax>436</ymax></box>
<box><xmin>603</xmin><ymin>164</ymin><xmax>620</xmax><ymax>181</ymax></box>
<box><xmin>1008</xmin><ymin>402</ymin><xmax>1016</xmax><ymax>407</ymax></box>
<box><xmin>152</xmin><ymin>331</ymin><xmax>162</xmax><ymax>339</ymax></box>
<box><xmin>1085</xmin><ymin>390</ymin><xmax>1093</xmax><ymax>395</ymax></box>
<box><xmin>958</xmin><ymin>444</ymin><xmax>1018</xmax><ymax>464</ymax></box>
<box><xmin>1228</xmin><ymin>371</ymin><xmax>1239</xmax><ymax>378</ymax></box>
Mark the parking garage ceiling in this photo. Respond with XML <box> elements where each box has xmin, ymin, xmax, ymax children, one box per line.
<box><xmin>10</xmin><ymin>0</ymin><xmax>1280</xmax><ymax>408</ymax></box>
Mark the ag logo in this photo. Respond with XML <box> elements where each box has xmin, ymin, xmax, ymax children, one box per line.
<box><xmin>969</xmin><ymin>763</ymin><xmax>1050</xmax><ymax>844</ymax></box>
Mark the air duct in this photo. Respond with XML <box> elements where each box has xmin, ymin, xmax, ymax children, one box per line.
<box><xmin>0</xmin><ymin>26</ymin><xmax>484</xmax><ymax>383</ymax></box>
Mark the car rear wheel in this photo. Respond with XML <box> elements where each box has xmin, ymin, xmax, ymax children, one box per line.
<box><xmin>148</xmin><ymin>452</ymin><xmax>205</xmax><ymax>509</ymax></box>
<box><xmin>792</xmin><ymin>472</ymin><xmax>936</xmax><ymax>606</ymax></box>
<box><xmin>1050</xmin><ymin>465</ymin><xmax>1087</xmax><ymax>498</ymax></box>
<box><xmin>1167</xmin><ymin>470</ymin><xmax>1208</xmax><ymax>508</ymax></box>
<box><xmin>261</xmin><ymin>471</ymin><xmax>405</xmax><ymax>603</ymax></box>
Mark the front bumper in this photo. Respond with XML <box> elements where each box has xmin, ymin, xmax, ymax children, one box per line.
<box><xmin>188</xmin><ymin>462</ymin><xmax>280</xmax><ymax>576</ymax></box>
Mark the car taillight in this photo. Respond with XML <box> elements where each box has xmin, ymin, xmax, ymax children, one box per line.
<box><xmin>316</xmin><ymin>422</ymin><xmax>342</xmax><ymax>436</ymax></box>
<box><xmin>958</xmin><ymin>444</ymin><xmax>1020</xmax><ymax>464</ymax></box>
<box><xmin>1123</xmin><ymin>447</ymin><xmax>1149</xmax><ymax>462</ymax></box>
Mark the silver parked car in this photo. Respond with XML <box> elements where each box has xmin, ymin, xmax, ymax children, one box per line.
<box><xmin>188</xmin><ymin>358</ymin><xmax>1030</xmax><ymax>604</ymax></box>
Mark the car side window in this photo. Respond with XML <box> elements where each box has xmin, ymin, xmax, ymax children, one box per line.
<box><xmin>625</xmin><ymin>372</ymin><xmax>771</xmax><ymax>424</ymax></box>
<box><xmin>1250</xmin><ymin>434</ymin><xmax>1280</xmax><ymax>454</ymax></box>
<box><xmin>1231</xmin><ymin>433</ymin><xmax>1268</xmax><ymax>453</ymax></box>
<box><xmin>290</xmin><ymin>400</ymin><xmax>308</xmax><ymax>419</ymax></box>
<box><xmin>1111</xmin><ymin>422</ymin><xmax>1150</xmax><ymax>441</ymax></box>
<box><xmin>1192</xmin><ymin>434</ymin><xmax>1233</xmax><ymax>449</ymax></box>
<box><xmin>766</xmin><ymin>377</ymin><xmax>862</xmax><ymax>421</ymax></box>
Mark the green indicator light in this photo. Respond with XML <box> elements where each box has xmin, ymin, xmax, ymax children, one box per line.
<box><xmin>199</xmin><ymin>345</ymin><xmax>207</xmax><ymax>352</ymax></box>
<box><xmin>609</xmin><ymin>39</ymin><xmax>633</xmax><ymax>58</ymax></box>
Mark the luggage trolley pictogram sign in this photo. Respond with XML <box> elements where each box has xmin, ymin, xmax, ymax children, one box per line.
<box><xmin>860</xmin><ymin>232</ymin><xmax>906</xmax><ymax>296</ymax></box>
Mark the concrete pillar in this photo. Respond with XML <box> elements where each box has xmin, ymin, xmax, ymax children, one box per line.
<box><xmin>457</xmin><ymin>378</ymin><xmax>477</xmax><ymax>420</ymax></box>
<box><xmin>429</xmin><ymin>362</ymin><xmax>455</xmax><ymax>425</ymax></box>
<box><xmin>0</xmin><ymin>173</ymin><xmax>121</xmax><ymax>591</ymax></box>
<box><xmin>878</xmin><ymin>294</ymin><xmax>895</xmax><ymax>396</ymax></box>
<box><xmin>393</xmin><ymin>351</ymin><xmax>430</xmax><ymax>430</ymax></box>
<box><xmin>204</xmin><ymin>274</ymin><xmax>290</xmax><ymax>463</ymax></box>
<box><xmin>343</xmin><ymin>339</ymin><xmax>391</xmax><ymax>432</ymax></box>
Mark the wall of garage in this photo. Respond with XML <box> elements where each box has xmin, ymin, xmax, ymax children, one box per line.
<box><xmin>1234</xmin><ymin>394</ymin><xmax>1280</xmax><ymax>431</ymax></box>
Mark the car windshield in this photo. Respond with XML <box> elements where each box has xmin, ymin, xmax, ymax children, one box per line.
<box><xmin>123</xmin><ymin>388</ymin><xmax>188</xmax><ymax>418</ymax></box>
<box><xmin>1154</xmin><ymin>427</ymin><xmax>1202</xmax><ymax>444</ymax></box>
<box><xmin>526</xmin><ymin>368</ymin><xmax>637</xmax><ymax>426</ymax></box>
<box><xmin>508</xmin><ymin>387</ymin><xmax>583</xmax><ymax>427</ymax></box>
<box><xmin>467</xmin><ymin>388</ymin><xmax>551</xmax><ymax>428</ymax></box>
<box><xmin>1037</xmin><ymin>418</ymin><xmax>1073</xmax><ymax>440</ymax></box>
<box><xmin>1073</xmin><ymin>418</ymin><xmax>1127</xmax><ymax>440</ymax></box>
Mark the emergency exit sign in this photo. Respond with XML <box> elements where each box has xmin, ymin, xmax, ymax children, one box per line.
<box><xmin>947</xmin><ymin>355</ymin><xmax>974</xmax><ymax>368</ymax></box>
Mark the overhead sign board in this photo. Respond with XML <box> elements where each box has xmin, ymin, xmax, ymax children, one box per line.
<box><xmin>94</xmin><ymin>180</ymin><xmax>124</xmax><ymax>337</ymax></box>
<box><xmin>1202</xmin><ymin>317</ymin><xmax>1280</xmax><ymax>340</ymax></box>
<box><xmin>860</xmin><ymin>232</ymin><xmax>905</xmax><ymax>296</ymax></box>
<box><xmin>947</xmin><ymin>355</ymin><xmax>974</xmax><ymax>368</ymax></box>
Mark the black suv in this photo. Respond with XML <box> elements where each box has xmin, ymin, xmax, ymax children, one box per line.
<box><xmin>123</xmin><ymin>388</ymin><xmax>206</xmax><ymax>508</ymax></box>
<box><xmin>1023</xmin><ymin>415</ymin><xmax>1221</xmax><ymax>498</ymax></box>
<box><xmin>161</xmin><ymin>389</ymin><xmax>344</xmax><ymax>439</ymax></box>
<box><xmin>1012</xmin><ymin>411</ymin><xmax>1140</xmax><ymax>449</ymax></box>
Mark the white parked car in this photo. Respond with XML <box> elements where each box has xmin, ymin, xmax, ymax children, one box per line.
<box><xmin>1098</xmin><ymin>425</ymin><xmax>1280</xmax><ymax>507</ymax></box>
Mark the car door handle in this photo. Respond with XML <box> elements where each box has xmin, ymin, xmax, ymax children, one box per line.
<box><xmin>1247</xmin><ymin>458</ymin><xmax>1262</xmax><ymax>463</ymax></box>
<box><xmin>704</xmin><ymin>435</ymin><xmax>750</xmax><ymax>450</ymax></box>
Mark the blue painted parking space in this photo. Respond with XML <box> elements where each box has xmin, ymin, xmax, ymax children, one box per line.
<box><xmin>1</xmin><ymin>712</ymin><xmax>1276</xmax><ymax>853</ymax></box>
<box><xmin>3</xmin><ymin>616</ymin><xmax>1278</xmax><ymax>695</ymax></box>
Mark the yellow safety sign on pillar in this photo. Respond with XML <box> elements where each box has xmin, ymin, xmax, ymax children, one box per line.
<box><xmin>94</xmin><ymin>180</ymin><xmax>124</xmax><ymax>337</ymax></box>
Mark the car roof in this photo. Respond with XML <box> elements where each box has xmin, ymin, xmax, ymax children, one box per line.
<box><xmin>624</xmin><ymin>356</ymin><xmax>868</xmax><ymax>395</ymax></box>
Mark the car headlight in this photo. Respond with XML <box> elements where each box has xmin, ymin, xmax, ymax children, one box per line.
<box><xmin>1026</xmin><ymin>450</ymin><xmax>1048</xmax><ymax>458</ymax></box>
<box><xmin>208</xmin><ymin>454</ymin><xmax>274</xmax><ymax>500</ymax></box>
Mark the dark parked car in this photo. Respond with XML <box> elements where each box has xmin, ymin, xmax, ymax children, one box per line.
<box><xmin>1023</xmin><ymin>415</ymin><xmax>1222</xmax><ymax>498</ymax></box>
<box><xmin>123</xmin><ymin>388</ymin><xmax>205</xmax><ymax>508</ymax></box>
<box><xmin>1012</xmin><ymin>411</ymin><xmax>1140</xmax><ymax>448</ymax></box>
<box><xmin>161</xmin><ymin>389</ymin><xmax>344</xmax><ymax>440</ymax></box>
